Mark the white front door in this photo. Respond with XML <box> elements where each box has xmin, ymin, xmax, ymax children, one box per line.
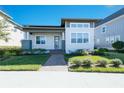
<box><xmin>54</xmin><ymin>36</ymin><xmax>60</xmax><ymax>49</ymax></box>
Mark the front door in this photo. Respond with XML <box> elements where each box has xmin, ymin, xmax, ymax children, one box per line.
<box><xmin>54</xmin><ymin>36</ymin><xmax>60</xmax><ymax>49</ymax></box>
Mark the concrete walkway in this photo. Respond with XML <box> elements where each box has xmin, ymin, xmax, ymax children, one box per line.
<box><xmin>0</xmin><ymin>72</ymin><xmax>124</xmax><ymax>88</ymax></box>
<box><xmin>41</xmin><ymin>54</ymin><xmax>68</xmax><ymax>71</ymax></box>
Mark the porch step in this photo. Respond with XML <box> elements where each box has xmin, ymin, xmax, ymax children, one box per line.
<box><xmin>50</xmin><ymin>50</ymin><xmax>64</xmax><ymax>54</ymax></box>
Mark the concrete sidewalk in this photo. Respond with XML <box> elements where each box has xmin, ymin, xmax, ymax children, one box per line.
<box><xmin>41</xmin><ymin>54</ymin><xmax>67</xmax><ymax>71</ymax></box>
<box><xmin>0</xmin><ymin>72</ymin><xmax>124</xmax><ymax>88</ymax></box>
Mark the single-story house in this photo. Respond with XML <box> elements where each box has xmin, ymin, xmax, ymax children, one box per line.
<box><xmin>23</xmin><ymin>19</ymin><xmax>99</xmax><ymax>53</ymax></box>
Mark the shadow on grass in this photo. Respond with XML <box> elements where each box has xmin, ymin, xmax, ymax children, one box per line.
<box><xmin>0</xmin><ymin>54</ymin><xmax>49</xmax><ymax>66</ymax></box>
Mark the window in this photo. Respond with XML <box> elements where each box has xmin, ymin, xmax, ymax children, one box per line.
<box><xmin>70</xmin><ymin>23</ymin><xmax>90</xmax><ymax>28</ymax></box>
<box><xmin>105</xmin><ymin>37</ymin><xmax>109</xmax><ymax>43</ymax></box>
<box><xmin>71</xmin><ymin>24</ymin><xmax>76</xmax><ymax>28</ymax></box>
<box><xmin>13</xmin><ymin>28</ymin><xmax>17</xmax><ymax>32</ymax></box>
<box><xmin>71</xmin><ymin>33</ymin><xmax>89</xmax><ymax>44</ymax></box>
<box><xmin>115</xmin><ymin>35</ymin><xmax>120</xmax><ymax>41</ymax></box>
<box><xmin>36</xmin><ymin>36</ymin><xmax>45</xmax><ymax>44</ymax></box>
<box><xmin>96</xmin><ymin>39</ymin><xmax>100</xmax><ymax>43</ymax></box>
<box><xmin>84</xmin><ymin>24</ymin><xmax>89</xmax><ymax>28</ymax></box>
<box><xmin>102</xmin><ymin>26</ymin><xmax>107</xmax><ymax>33</ymax></box>
<box><xmin>110</xmin><ymin>36</ymin><xmax>114</xmax><ymax>44</ymax></box>
<box><xmin>83</xmin><ymin>33</ymin><xmax>89</xmax><ymax>43</ymax></box>
<box><xmin>71</xmin><ymin>33</ymin><xmax>76</xmax><ymax>43</ymax></box>
<box><xmin>77</xmin><ymin>33</ymin><xmax>83</xmax><ymax>43</ymax></box>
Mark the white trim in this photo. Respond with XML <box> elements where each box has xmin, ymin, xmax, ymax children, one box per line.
<box><xmin>35</xmin><ymin>35</ymin><xmax>46</xmax><ymax>45</ymax></box>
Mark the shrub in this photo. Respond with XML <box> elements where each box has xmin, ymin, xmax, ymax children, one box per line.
<box><xmin>112</xmin><ymin>41</ymin><xmax>124</xmax><ymax>50</ymax></box>
<box><xmin>117</xmin><ymin>49</ymin><xmax>124</xmax><ymax>53</ymax></box>
<box><xmin>99</xmin><ymin>48</ymin><xmax>108</xmax><ymax>52</ymax></box>
<box><xmin>110</xmin><ymin>59</ymin><xmax>123</xmax><ymax>67</ymax></box>
<box><xmin>96</xmin><ymin>59</ymin><xmax>107</xmax><ymax>67</ymax></box>
<box><xmin>82</xmin><ymin>59</ymin><xmax>92</xmax><ymax>67</ymax></box>
<box><xmin>71</xmin><ymin>59</ymin><xmax>82</xmax><ymax>66</ymax></box>
<box><xmin>0</xmin><ymin>49</ymin><xmax>4</xmax><ymax>57</ymax></box>
<box><xmin>0</xmin><ymin>46</ymin><xmax>22</xmax><ymax>56</ymax></box>
<box><xmin>92</xmin><ymin>49</ymin><xmax>104</xmax><ymax>55</ymax></box>
<box><xmin>69</xmin><ymin>49</ymin><xmax>89</xmax><ymax>56</ymax></box>
<box><xmin>4</xmin><ymin>51</ymin><xmax>12</xmax><ymax>57</ymax></box>
<box><xmin>31</xmin><ymin>49</ymin><xmax>47</xmax><ymax>54</ymax></box>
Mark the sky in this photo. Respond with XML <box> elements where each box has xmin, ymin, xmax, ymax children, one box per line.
<box><xmin>0</xmin><ymin>5</ymin><xmax>124</xmax><ymax>26</ymax></box>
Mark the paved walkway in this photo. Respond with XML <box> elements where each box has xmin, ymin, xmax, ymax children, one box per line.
<box><xmin>0</xmin><ymin>72</ymin><xmax>124</xmax><ymax>88</ymax></box>
<box><xmin>41</xmin><ymin>54</ymin><xmax>68</xmax><ymax>71</ymax></box>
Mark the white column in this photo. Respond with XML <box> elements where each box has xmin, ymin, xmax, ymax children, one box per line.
<box><xmin>26</xmin><ymin>32</ymin><xmax>29</xmax><ymax>40</ymax></box>
<box><xmin>62</xmin><ymin>32</ymin><xmax>65</xmax><ymax>40</ymax></box>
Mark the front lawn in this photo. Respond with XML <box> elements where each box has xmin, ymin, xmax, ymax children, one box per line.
<box><xmin>66</xmin><ymin>53</ymin><xmax>124</xmax><ymax>73</ymax></box>
<box><xmin>68</xmin><ymin>55</ymin><xmax>110</xmax><ymax>63</ymax></box>
<box><xmin>0</xmin><ymin>55</ymin><xmax>49</xmax><ymax>71</ymax></box>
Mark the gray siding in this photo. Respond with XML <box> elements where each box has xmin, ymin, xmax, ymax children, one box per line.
<box><xmin>95</xmin><ymin>15</ymin><xmax>124</xmax><ymax>49</ymax></box>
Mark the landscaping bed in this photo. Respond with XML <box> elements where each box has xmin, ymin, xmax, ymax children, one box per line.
<box><xmin>69</xmin><ymin>67</ymin><xmax>124</xmax><ymax>73</ymax></box>
<box><xmin>66</xmin><ymin>54</ymin><xmax>124</xmax><ymax>73</ymax></box>
<box><xmin>0</xmin><ymin>55</ymin><xmax>49</xmax><ymax>71</ymax></box>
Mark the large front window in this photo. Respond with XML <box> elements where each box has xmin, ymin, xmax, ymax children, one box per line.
<box><xmin>71</xmin><ymin>33</ymin><xmax>89</xmax><ymax>43</ymax></box>
<box><xmin>36</xmin><ymin>36</ymin><xmax>45</xmax><ymax>44</ymax></box>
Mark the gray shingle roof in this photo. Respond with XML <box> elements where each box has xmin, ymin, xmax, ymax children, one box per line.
<box><xmin>95</xmin><ymin>8</ymin><xmax>124</xmax><ymax>27</ymax></box>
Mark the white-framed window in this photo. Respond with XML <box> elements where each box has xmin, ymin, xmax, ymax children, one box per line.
<box><xmin>83</xmin><ymin>33</ymin><xmax>89</xmax><ymax>43</ymax></box>
<box><xmin>71</xmin><ymin>33</ymin><xmax>76</xmax><ymax>43</ymax></box>
<box><xmin>13</xmin><ymin>28</ymin><xmax>17</xmax><ymax>32</ymax></box>
<box><xmin>36</xmin><ymin>36</ymin><xmax>45</xmax><ymax>44</ymax></box>
<box><xmin>70</xmin><ymin>23</ymin><xmax>90</xmax><ymax>28</ymax></box>
<box><xmin>110</xmin><ymin>36</ymin><xmax>114</xmax><ymax>44</ymax></box>
<box><xmin>115</xmin><ymin>35</ymin><xmax>120</xmax><ymax>42</ymax></box>
<box><xmin>77</xmin><ymin>33</ymin><xmax>83</xmax><ymax>43</ymax></box>
<box><xmin>71</xmin><ymin>33</ymin><xmax>89</xmax><ymax>43</ymax></box>
<box><xmin>102</xmin><ymin>26</ymin><xmax>107</xmax><ymax>33</ymax></box>
<box><xmin>105</xmin><ymin>37</ymin><xmax>109</xmax><ymax>43</ymax></box>
<box><xmin>96</xmin><ymin>39</ymin><xmax>100</xmax><ymax>44</ymax></box>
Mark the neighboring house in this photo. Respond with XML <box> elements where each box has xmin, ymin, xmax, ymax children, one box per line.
<box><xmin>0</xmin><ymin>10</ymin><xmax>24</xmax><ymax>47</ymax></box>
<box><xmin>95</xmin><ymin>8</ymin><xmax>124</xmax><ymax>49</ymax></box>
<box><xmin>23</xmin><ymin>19</ymin><xmax>98</xmax><ymax>53</ymax></box>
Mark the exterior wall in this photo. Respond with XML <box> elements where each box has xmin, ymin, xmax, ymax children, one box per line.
<box><xmin>95</xmin><ymin>15</ymin><xmax>124</xmax><ymax>49</ymax></box>
<box><xmin>29</xmin><ymin>32</ymin><xmax>62</xmax><ymax>50</ymax></box>
<box><xmin>65</xmin><ymin>28</ymin><xmax>94</xmax><ymax>53</ymax></box>
<box><xmin>0</xmin><ymin>15</ymin><xmax>24</xmax><ymax>47</ymax></box>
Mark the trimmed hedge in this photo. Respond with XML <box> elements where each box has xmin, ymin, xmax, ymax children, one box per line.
<box><xmin>0</xmin><ymin>46</ymin><xmax>48</xmax><ymax>60</ymax></box>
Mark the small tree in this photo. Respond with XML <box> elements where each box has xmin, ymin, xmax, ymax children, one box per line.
<box><xmin>0</xmin><ymin>19</ymin><xmax>10</xmax><ymax>41</ymax></box>
<box><xmin>112</xmin><ymin>41</ymin><xmax>124</xmax><ymax>50</ymax></box>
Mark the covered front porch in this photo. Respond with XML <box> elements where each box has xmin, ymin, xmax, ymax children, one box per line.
<box><xmin>22</xmin><ymin>26</ymin><xmax>65</xmax><ymax>51</ymax></box>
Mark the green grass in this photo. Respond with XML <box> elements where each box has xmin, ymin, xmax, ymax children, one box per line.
<box><xmin>67</xmin><ymin>55</ymin><xmax>110</xmax><ymax>63</ymax></box>
<box><xmin>0</xmin><ymin>55</ymin><xmax>49</xmax><ymax>71</ymax></box>
<box><xmin>65</xmin><ymin>52</ymin><xmax>124</xmax><ymax>73</ymax></box>
<box><xmin>104</xmin><ymin>52</ymin><xmax>124</xmax><ymax>63</ymax></box>
<box><xmin>69</xmin><ymin>66</ymin><xmax>124</xmax><ymax>73</ymax></box>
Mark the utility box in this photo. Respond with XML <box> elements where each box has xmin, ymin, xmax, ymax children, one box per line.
<box><xmin>21</xmin><ymin>40</ymin><xmax>32</xmax><ymax>50</ymax></box>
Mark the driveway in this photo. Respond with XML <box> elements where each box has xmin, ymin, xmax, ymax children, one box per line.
<box><xmin>41</xmin><ymin>53</ymin><xmax>68</xmax><ymax>71</ymax></box>
<box><xmin>0</xmin><ymin>72</ymin><xmax>124</xmax><ymax>88</ymax></box>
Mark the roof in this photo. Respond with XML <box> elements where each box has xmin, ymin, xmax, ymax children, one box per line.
<box><xmin>23</xmin><ymin>25</ymin><xmax>65</xmax><ymax>30</ymax></box>
<box><xmin>61</xmin><ymin>18</ymin><xmax>100</xmax><ymax>26</ymax></box>
<box><xmin>95</xmin><ymin>8</ymin><xmax>124</xmax><ymax>27</ymax></box>
<box><xmin>0</xmin><ymin>10</ymin><xmax>22</xmax><ymax>29</ymax></box>
<box><xmin>0</xmin><ymin>10</ymin><xmax>13</xmax><ymax>19</ymax></box>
